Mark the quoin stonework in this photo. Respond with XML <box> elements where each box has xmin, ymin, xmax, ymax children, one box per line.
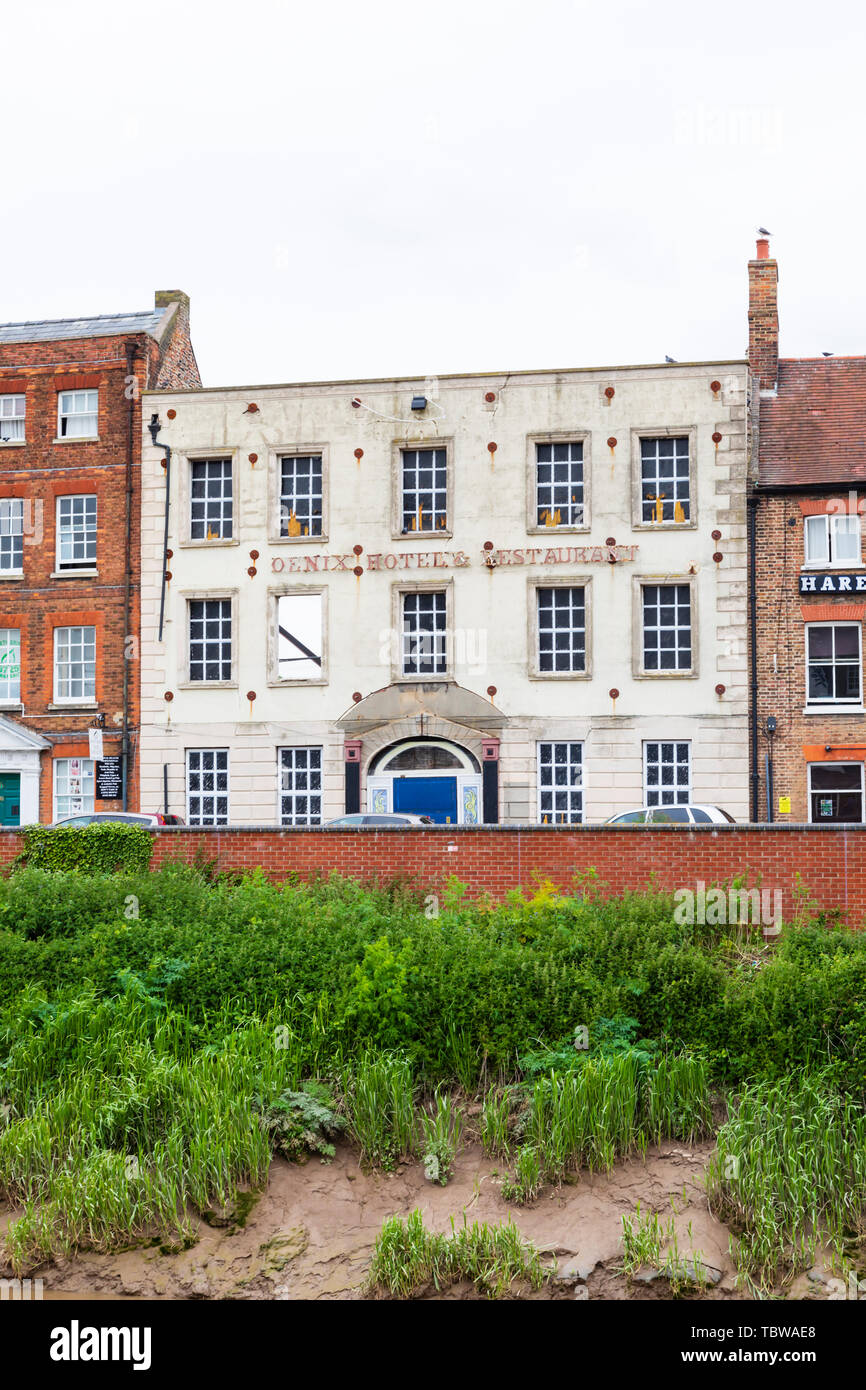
<box><xmin>138</xmin><ymin>361</ymin><xmax>750</xmax><ymax>826</ymax></box>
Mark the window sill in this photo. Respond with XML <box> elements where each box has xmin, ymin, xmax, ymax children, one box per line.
<box><xmin>801</xmin><ymin>564</ymin><xmax>866</xmax><ymax>571</ymax></box>
<box><xmin>528</xmin><ymin>670</ymin><xmax>591</xmax><ymax>681</ymax></box>
<box><xmin>47</xmin><ymin>702</ymin><xmax>98</xmax><ymax>712</ymax></box>
<box><xmin>391</xmin><ymin>532</ymin><xmax>455</xmax><ymax>544</ymax></box>
<box><xmin>633</xmin><ymin>670</ymin><xmax>698</xmax><ymax>680</ymax></box>
<box><xmin>0</xmin><ymin>440</ymin><xmax>26</xmax><ymax>448</ymax></box>
<box><xmin>52</xmin><ymin>436</ymin><xmax>99</xmax><ymax>445</ymax></box>
<box><xmin>525</xmin><ymin>525</ymin><xmax>591</xmax><ymax>537</ymax></box>
<box><xmin>0</xmin><ymin>702</ymin><xmax>23</xmax><ymax>711</ymax></box>
<box><xmin>178</xmin><ymin>539</ymin><xmax>239</xmax><ymax>549</ymax></box>
<box><xmin>631</xmin><ymin>521</ymin><xmax>697</xmax><ymax>532</ymax></box>
<box><xmin>176</xmin><ymin>681</ymin><xmax>238</xmax><ymax>691</ymax></box>
<box><xmin>267</xmin><ymin>678</ymin><xmax>329</xmax><ymax>688</ymax></box>
<box><xmin>803</xmin><ymin>706</ymin><xmax>866</xmax><ymax>715</ymax></box>
<box><xmin>50</xmin><ymin>569</ymin><xmax>99</xmax><ymax>579</ymax></box>
<box><xmin>268</xmin><ymin>534</ymin><xmax>329</xmax><ymax>546</ymax></box>
<box><xmin>0</xmin><ymin>573</ymin><xmax>23</xmax><ymax>581</ymax></box>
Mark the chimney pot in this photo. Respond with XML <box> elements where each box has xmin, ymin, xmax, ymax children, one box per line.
<box><xmin>756</xmin><ymin>237</ymin><xmax>769</xmax><ymax>260</ymax></box>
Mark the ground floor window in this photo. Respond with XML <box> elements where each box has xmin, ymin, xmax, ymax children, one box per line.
<box><xmin>808</xmin><ymin>762</ymin><xmax>865</xmax><ymax>823</ymax></box>
<box><xmin>644</xmin><ymin>740</ymin><xmax>691</xmax><ymax>806</ymax></box>
<box><xmin>280</xmin><ymin>746</ymin><xmax>322</xmax><ymax>825</ymax></box>
<box><xmin>54</xmin><ymin>757</ymin><xmax>95</xmax><ymax>819</ymax></box>
<box><xmin>537</xmin><ymin>741</ymin><xmax>583</xmax><ymax>823</ymax></box>
<box><xmin>186</xmin><ymin>749</ymin><xmax>229</xmax><ymax>826</ymax></box>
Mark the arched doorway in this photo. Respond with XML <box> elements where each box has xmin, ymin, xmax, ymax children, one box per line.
<box><xmin>366</xmin><ymin>738</ymin><xmax>482</xmax><ymax>824</ymax></box>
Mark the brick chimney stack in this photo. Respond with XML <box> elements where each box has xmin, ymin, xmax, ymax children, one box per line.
<box><xmin>748</xmin><ymin>238</ymin><xmax>779</xmax><ymax>391</ymax></box>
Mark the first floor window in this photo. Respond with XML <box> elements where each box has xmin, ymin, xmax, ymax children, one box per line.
<box><xmin>0</xmin><ymin>394</ymin><xmax>25</xmax><ymax>442</ymax></box>
<box><xmin>188</xmin><ymin>598</ymin><xmax>232</xmax><ymax>682</ymax></box>
<box><xmin>279</xmin><ymin>746</ymin><xmax>322</xmax><ymax>825</ymax></box>
<box><xmin>54</xmin><ymin>757</ymin><xmax>95</xmax><ymax>817</ymax></box>
<box><xmin>642</xmin><ymin>583</ymin><xmax>692</xmax><ymax>671</ymax></box>
<box><xmin>644</xmin><ymin>741</ymin><xmax>691</xmax><ymax>806</ymax></box>
<box><xmin>402</xmin><ymin>590</ymin><xmax>447</xmax><ymax>675</ymax></box>
<box><xmin>804</xmin><ymin>513</ymin><xmax>861</xmax><ymax>566</ymax></box>
<box><xmin>0</xmin><ymin>629</ymin><xmax>20</xmax><ymax>701</ymax></box>
<box><xmin>54</xmin><ymin>625</ymin><xmax>96</xmax><ymax>702</ymax></box>
<box><xmin>640</xmin><ymin>436</ymin><xmax>690</xmax><ymax>523</ymax></box>
<box><xmin>538</xmin><ymin>741</ymin><xmax>583</xmax><ymax>823</ymax></box>
<box><xmin>401</xmin><ymin>447</ymin><xmax>448</xmax><ymax>533</ymax></box>
<box><xmin>280</xmin><ymin>455</ymin><xmax>323</xmax><ymax>537</ymax></box>
<box><xmin>536</xmin><ymin>441</ymin><xmax>584</xmax><ymax>527</ymax></box>
<box><xmin>808</xmin><ymin>763</ymin><xmax>865</xmax><ymax>823</ymax></box>
<box><xmin>59</xmin><ymin>389</ymin><xmax>98</xmax><ymax>438</ymax></box>
<box><xmin>806</xmin><ymin>623</ymin><xmax>862</xmax><ymax>705</ymax></box>
<box><xmin>190</xmin><ymin>460</ymin><xmax>233</xmax><ymax>540</ymax></box>
<box><xmin>187</xmin><ymin>749</ymin><xmax>229</xmax><ymax>825</ymax></box>
<box><xmin>57</xmin><ymin>495</ymin><xmax>97</xmax><ymax>568</ymax></box>
<box><xmin>0</xmin><ymin>498</ymin><xmax>23</xmax><ymax>571</ymax></box>
<box><xmin>537</xmin><ymin>585</ymin><xmax>586</xmax><ymax>673</ymax></box>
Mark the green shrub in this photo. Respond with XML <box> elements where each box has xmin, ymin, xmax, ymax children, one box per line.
<box><xmin>17</xmin><ymin>824</ymin><xmax>153</xmax><ymax>876</ymax></box>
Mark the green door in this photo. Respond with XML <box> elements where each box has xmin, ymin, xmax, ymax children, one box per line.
<box><xmin>0</xmin><ymin>773</ymin><xmax>21</xmax><ymax>827</ymax></box>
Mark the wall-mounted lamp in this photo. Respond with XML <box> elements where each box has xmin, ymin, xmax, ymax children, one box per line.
<box><xmin>411</xmin><ymin>396</ymin><xmax>427</xmax><ymax>411</ymax></box>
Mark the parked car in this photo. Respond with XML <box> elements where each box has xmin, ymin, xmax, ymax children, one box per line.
<box><xmin>326</xmin><ymin>813</ymin><xmax>435</xmax><ymax>826</ymax></box>
<box><xmin>51</xmin><ymin>811</ymin><xmax>185</xmax><ymax>828</ymax></box>
<box><xmin>604</xmin><ymin>804</ymin><xmax>736</xmax><ymax>825</ymax></box>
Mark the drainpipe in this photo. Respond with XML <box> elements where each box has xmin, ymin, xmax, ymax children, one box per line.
<box><xmin>148</xmin><ymin>415</ymin><xmax>171</xmax><ymax>643</ymax></box>
<box><xmin>747</xmin><ymin>496</ymin><xmax>760</xmax><ymax>821</ymax></box>
<box><xmin>122</xmin><ymin>342</ymin><xmax>137</xmax><ymax>811</ymax></box>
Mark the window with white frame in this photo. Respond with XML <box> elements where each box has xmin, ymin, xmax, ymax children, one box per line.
<box><xmin>803</xmin><ymin>513</ymin><xmax>861</xmax><ymax>567</ymax></box>
<box><xmin>279</xmin><ymin>746</ymin><xmax>322</xmax><ymax>825</ymax></box>
<box><xmin>188</xmin><ymin>599</ymin><xmax>232</xmax><ymax>682</ymax></box>
<box><xmin>0</xmin><ymin>395</ymin><xmax>25</xmax><ymax>442</ymax></box>
<box><xmin>805</xmin><ymin>622</ymin><xmax>862</xmax><ymax>705</ymax></box>
<box><xmin>640</xmin><ymin>436</ymin><xmax>690</xmax><ymax>523</ymax></box>
<box><xmin>402</xmin><ymin>590</ymin><xmax>447</xmax><ymax>675</ymax></box>
<box><xmin>54</xmin><ymin>757</ymin><xmax>95</xmax><ymax>818</ymax></box>
<box><xmin>0</xmin><ymin>629</ymin><xmax>20</xmax><ymax>701</ymax></box>
<box><xmin>54</xmin><ymin>625</ymin><xmax>96</xmax><ymax>702</ymax></box>
<box><xmin>537</xmin><ymin>741</ymin><xmax>583</xmax><ymax>823</ymax></box>
<box><xmin>57</xmin><ymin>495</ymin><xmax>97</xmax><ymax>569</ymax></box>
<box><xmin>537</xmin><ymin>586</ymin><xmax>586</xmax><ymax>673</ymax></box>
<box><xmin>280</xmin><ymin>455</ymin><xmax>323</xmax><ymax>538</ymax></box>
<box><xmin>276</xmin><ymin>592</ymin><xmax>323</xmax><ymax>680</ymax></box>
<box><xmin>190</xmin><ymin>460</ymin><xmax>233</xmax><ymax>540</ymax></box>
<box><xmin>536</xmin><ymin>442</ymin><xmax>584</xmax><ymax>527</ymax></box>
<box><xmin>58</xmin><ymin>389</ymin><xmax>98</xmax><ymax>438</ymax></box>
<box><xmin>0</xmin><ymin>499</ymin><xmax>23</xmax><ymax>572</ymax></box>
<box><xmin>642</xmin><ymin>584</ymin><xmax>692</xmax><ymax>671</ymax></box>
<box><xmin>401</xmin><ymin>447</ymin><xmax>447</xmax><ymax>534</ymax></box>
<box><xmin>644</xmin><ymin>741</ymin><xmax>691</xmax><ymax>806</ymax></box>
<box><xmin>808</xmin><ymin>762</ymin><xmax>865</xmax><ymax>823</ymax></box>
<box><xmin>186</xmin><ymin>749</ymin><xmax>229</xmax><ymax>825</ymax></box>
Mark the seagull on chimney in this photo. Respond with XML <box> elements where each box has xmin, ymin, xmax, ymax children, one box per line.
<box><xmin>665</xmin><ymin>355</ymin><xmax>677</xmax><ymax>363</ymax></box>
<box><xmin>757</xmin><ymin>226</ymin><xmax>773</xmax><ymax>236</ymax></box>
<box><xmin>822</xmin><ymin>352</ymin><xmax>834</xmax><ymax>357</ymax></box>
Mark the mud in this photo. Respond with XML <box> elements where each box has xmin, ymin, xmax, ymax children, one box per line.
<box><xmin>0</xmin><ymin>1141</ymin><xmax>823</xmax><ymax>1301</ymax></box>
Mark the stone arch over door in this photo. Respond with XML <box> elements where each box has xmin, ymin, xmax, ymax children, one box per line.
<box><xmin>364</xmin><ymin>721</ymin><xmax>484</xmax><ymax>824</ymax></box>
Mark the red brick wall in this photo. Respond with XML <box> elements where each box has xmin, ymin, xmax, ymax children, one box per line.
<box><xmin>0</xmin><ymin>825</ymin><xmax>861</xmax><ymax>924</ymax></box>
<box><xmin>754</xmin><ymin>492</ymin><xmax>866</xmax><ymax>822</ymax></box>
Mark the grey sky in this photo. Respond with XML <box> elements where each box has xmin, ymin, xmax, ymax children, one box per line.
<box><xmin>3</xmin><ymin>0</ymin><xmax>863</xmax><ymax>386</ymax></box>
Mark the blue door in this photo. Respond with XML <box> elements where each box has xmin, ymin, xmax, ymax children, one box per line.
<box><xmin>393</xmin><ymin>776</ymin><xmax>458</xmax><ymax>824</ymax></box>
<box><xmin>0</xmin><ymin>773</ymin><xmax>20</xmax><ymax>827</ymax></box>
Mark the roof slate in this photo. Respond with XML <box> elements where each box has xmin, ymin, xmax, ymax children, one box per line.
<box><xmin>759</xmin><ymin>357</ymin><xmax>866</xmax><ymax>488</ymax></box>
<box><xmin>0</xmin><ymin>310</ymin><xmax>164</xmax><ymax>346</ymax></box>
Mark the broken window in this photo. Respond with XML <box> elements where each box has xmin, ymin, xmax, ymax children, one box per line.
<box><xmin>402</xmin><ymin>590</ymin><xmax>447</xmax><ymax>675</ymax></box>
<box><xmin>536</xmin><ymin>442</ymin><xmax>584</xmax><ymax>527</ymax></box>
<box><xmin>401</xmin><ymin>448</ymin><xmax>447</xmax><ymax>533</ymax></box>
<box><xmin>190</xmin><ymin>460</ymin><xmax>233</xmax><ymax>540</ymax></box>
<box><xmin>277</xmin><ymin>592</ymin><xmax>323</xmax><ymax>680</ymax></box>
<box><xmin>640</xmin><ymin>437</ymin><xmax>690</xmax><ymax>523</ymax></box>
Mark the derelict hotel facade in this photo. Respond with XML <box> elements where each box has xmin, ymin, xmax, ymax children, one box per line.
<box><xmin>138</xmin><ymin>361</ymin><xmax>750</xmax><ymax>826</ymax></box>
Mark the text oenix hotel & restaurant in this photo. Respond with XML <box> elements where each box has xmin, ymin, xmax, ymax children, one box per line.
<box><xmin>139</xmin><ymin>360</ymin><xmax>750</xmax><ymax>828</ymax></box>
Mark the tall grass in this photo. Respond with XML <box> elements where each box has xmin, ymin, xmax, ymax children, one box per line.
<box><xmin>342</xmin><ymin>1051</ymin><xmax>416</xmax><ymax>1169</ymax></box>
<box><xmin>707</xmin><ymin>1072</ymin><xmax>866</xmax><ymax>1288</ymax></box>
<box><xmin>418</xmin><ymin>1088</ymin><xmax>462</xmax><ymax>1186</ymax></box>
<box><xmin>367</xmin><ymin>1208</ymin><xmax>548</xmax><ymax>1298</ymax></box>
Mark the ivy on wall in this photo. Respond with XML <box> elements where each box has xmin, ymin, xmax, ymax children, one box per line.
<box><xmin>16</xmin><ymin>824</ymin><xmax>154</xmax><ymax>875</ymax></box>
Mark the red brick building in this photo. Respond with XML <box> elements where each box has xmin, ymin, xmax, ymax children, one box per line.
<box><xmin>750</xmin><ymin>240</ymin><xmax>866</xmax><ymax>823</ymax></box>
<box><xmin>0</xmin><ymin>294</ymin><xmax>199</xmax><ymax>823</ymax></box>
